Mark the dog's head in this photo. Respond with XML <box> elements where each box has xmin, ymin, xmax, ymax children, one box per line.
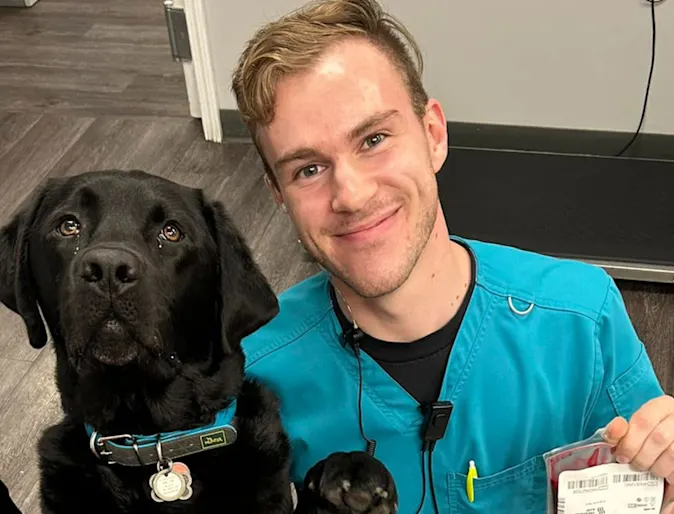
<box><xmin>0</xmin><ymin>169</ymin><xmax>278</xmax><ymax>376</ymax></box>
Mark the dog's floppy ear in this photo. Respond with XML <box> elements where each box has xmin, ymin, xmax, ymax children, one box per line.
<box><xmin>202</xmin><ymin>198</ymin><xmax>279</xmax><ymax>354</ymax></box>
<box><xmin>0</xmin><ymin>189</ymin><xmax>49</xmax><ymax>349</ymax></box>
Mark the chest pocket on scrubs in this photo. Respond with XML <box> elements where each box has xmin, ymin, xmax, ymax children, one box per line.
<box><xmin>447</xmin><ymin>454</ymin><xmax>548</xmax><ymax>513</ymax></box>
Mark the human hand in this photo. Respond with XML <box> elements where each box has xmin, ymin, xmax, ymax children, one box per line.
<box><xmin>603</xmin><ymin>395</ymin><xmax>674</xmax><ymax>513</ymax></box>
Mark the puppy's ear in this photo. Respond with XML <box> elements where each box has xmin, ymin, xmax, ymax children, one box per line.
<box><xmin>202</xmin><ymin>199</ymin><xmax>279</xmax><ymax>354</ymax></box>
<box><xmin>0</xmin><ymin>190</ymin><xmax>49</xmax><ymax>349</ymax></box>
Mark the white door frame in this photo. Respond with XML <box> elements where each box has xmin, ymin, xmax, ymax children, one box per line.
<box><xmin>169</xmin><ymin>0</ymin><xmax>223</xmax><ymax>143</ymax></box>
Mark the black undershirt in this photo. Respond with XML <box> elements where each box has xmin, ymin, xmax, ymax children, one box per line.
<box><xmin>330</xmin><ymin>248</ymin><xmax>476</xmax><ymax>406</ymax></box>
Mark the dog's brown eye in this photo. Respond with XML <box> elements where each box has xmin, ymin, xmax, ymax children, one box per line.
<box><xmin>58</xmin><ymin>218</ymin><xmax>80</xmax><ymax>237</ymax></box>
<box><xmin>161</xmin><ymin>223</ymin><xmax>182</xmax><ymax>242</ymax></box>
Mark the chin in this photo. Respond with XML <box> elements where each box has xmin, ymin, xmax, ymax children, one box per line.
<box><xmin>86</xmin><ymin>329</ymin><xmax>141</xmax><ymax>368</ymax></box>
<box><xmin>335</xmin><ymin>258</ymin><xmax>415</xmax><ymax>299</ymax></box>
<box><xmin>61</xmin><ymin>303</ymin><xmax>159</xmax><ymax>372</ymax></box>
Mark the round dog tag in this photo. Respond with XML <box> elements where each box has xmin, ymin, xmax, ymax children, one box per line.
<box><xmin>150</xmin><ymin>471</ymin><xmax>185</xmax><ymax>502</ymax></box>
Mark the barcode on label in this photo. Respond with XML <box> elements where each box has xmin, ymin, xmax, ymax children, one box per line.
<box><xmin>557</xmin><ymin>497</ymin><xmax>565</xmax><ymax>514</ymax></box>
<box><xmin>612</xmin><ymin>472</ymin><xmax>656</xmax><ymax>483</ymax></box>
<box><xmin>566</xmin><ymin>476</ymin><xmax>608</xmax><ymax>490</ymax></box>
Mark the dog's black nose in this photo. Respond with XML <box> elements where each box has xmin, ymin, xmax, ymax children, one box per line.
<box><xmin>80</xmin><ymin>247</ymin><xmax>141</xmax><ymax>294</ymax></box>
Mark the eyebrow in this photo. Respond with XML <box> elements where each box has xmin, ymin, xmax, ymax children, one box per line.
<box><xmin>347</xmin><ymin>109</ymin><xmax>399</xmax><ymax>141</ymax></box>
<box><xmin>273</xmin><ymin>109</ymin><xmax>400</xmax><ymax>172</ymax></box>
<box><xmin>274</xmin><ymin>148</ymin><xmax>322</xmax><ymax>172</ymax></box>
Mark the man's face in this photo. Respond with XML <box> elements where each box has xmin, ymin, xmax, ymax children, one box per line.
<box><xmin>257</xmin><ymin>38</ymin><xmax>448</xmax><ymax>298</ymax></box>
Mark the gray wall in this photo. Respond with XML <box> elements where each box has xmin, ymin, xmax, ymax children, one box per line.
<box><xmin>206</xmin><ymin>0</ymin><xmax>674</xmax><ymax>135</ymax></box>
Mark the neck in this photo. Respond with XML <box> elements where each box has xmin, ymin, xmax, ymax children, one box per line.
<box><xmin>334</xmin><ymin>205</ymin><xmax>472</xmax><ymax>342</ymax></box>
<box><xmin>55</xmin><ymin>342</ymin><xmax>243</xmax><ymax>436</ymax></box>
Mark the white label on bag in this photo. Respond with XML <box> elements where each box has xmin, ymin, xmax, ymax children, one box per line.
<box><xmin>557</xmin><ymin>463</ymin><xmax>663</xmax><ymax>514</ymax></box>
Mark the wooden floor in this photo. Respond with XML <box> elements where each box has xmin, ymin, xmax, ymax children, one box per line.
<box><xmin>1</xmin><ymin>0</ymin><xmax>673</xmax><ymax>512</ymax></box>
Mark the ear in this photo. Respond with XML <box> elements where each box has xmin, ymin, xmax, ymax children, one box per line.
<box><xmin>423</xmin><ymin>98</ymin><xmax>449</xmax><ymax>174</ymax></box>
<box><xmin>264</xmin><ymin>174</ymin><xmax>284</xmax><ymax>206</ymax></box>
<box><xmin>0</xmin><ymin>190</ymin><xmax>49</xmax><ymax>349</ymax></box>
<box><xmin>202</xmin><ymin>198</ymin><xmax>279</xmax><ymax>354</ymax></box>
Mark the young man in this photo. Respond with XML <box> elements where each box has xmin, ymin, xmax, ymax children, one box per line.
<box><xmin>233</xmin><ymin>0</ymin><xmax>674</xmax><ymax>512</ymax></box>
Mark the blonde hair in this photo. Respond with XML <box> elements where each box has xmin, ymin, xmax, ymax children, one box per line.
<box><xmin>231</xmin><ymin>0</ymin><xmax>428</xmax><ymax>176</ymax></box>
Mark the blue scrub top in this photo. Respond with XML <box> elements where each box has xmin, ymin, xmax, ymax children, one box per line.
<box><xmin>242</xmin><ymin>237</ymin><xmax>664</xmax><ymax>513</ymax></box>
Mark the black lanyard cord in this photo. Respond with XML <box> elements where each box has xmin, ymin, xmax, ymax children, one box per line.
<box><xmin>415</xmin><ymin>445</ymin><xmax>440</xmax><ymax>514</ymax></box>
<box><xmin>343</xmin><ymin>325</ymin><xmax>377</xmax><ymax>456</ymax></box>
<box><xmin>353</xmin><ymin>340</ymin><xmax>377</xmax><ymax>456</ymax></box>
<box><xmin>415</xmin><ymin>449</ymin><xmax>428</xmax><ymax>514</ymax></box>
<box><xmin>427</xmin><ymin>445</ymin><xmax>440</xmax><ymax>514</ymax></box>
<box><xmin>344</xmin><ymin>324</ymin><xmax>451</xmax><ymax>513</ymax></box>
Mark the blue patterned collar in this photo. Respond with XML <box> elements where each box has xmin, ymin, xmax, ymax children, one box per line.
<box><xmin>85</xmin><ymin>400</ymin><xmax>238</xmax><ymax>467</ymax></box>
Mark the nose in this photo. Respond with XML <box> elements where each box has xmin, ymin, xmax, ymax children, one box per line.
<box><xmin>79</xmin><ymin>246</ymin><xmax>142</xmax><ymax>294</ymax></box>
<box><xmin>330</xmin><ymin>160</ymin><xmax>378</xmax><ymax>213</ymax></box>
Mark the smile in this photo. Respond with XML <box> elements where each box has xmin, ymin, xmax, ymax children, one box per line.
<box><xmin>336</xmin><ymin>207</ymin><xmax>400</xmax><ymax>242</ymax></box>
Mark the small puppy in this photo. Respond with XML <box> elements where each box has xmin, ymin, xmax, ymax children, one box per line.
<box><xmin>0</xmin><ymin>170</ymin><xmax>397</xmax><ymax>514</ymax></box>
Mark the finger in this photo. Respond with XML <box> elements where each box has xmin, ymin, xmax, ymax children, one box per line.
<box><xmin>615</xmin><ymin>397</ymin><xmax>673</xmax><ymax>465</ymax></box>
<box><xmin>602</xmin><ymin>417</ymin><xmax>628</xmax><ymax>446</ymax></box>
<box><xmin>649</xmin><ymin>439</ymin><xmax>674</xmax><ymax>480</ymax></box>
<box><xmin>665</xmin><ymin>480</ymin><xmax>674</xmax><ymax>499</ymax></box>
<box><xmin>659</xmin><ymin>477</ymin><xmax>674</xmax><ymax>513</ymax></box>
<box><xmin>630</xmin><ymin>414</ymin><xmax>674</xmax><ymax>471</ymax></box>
<box><xmin>662</xmin><ymin>490</ymin><xmax>674</xmax><ymax>514</ymax></box>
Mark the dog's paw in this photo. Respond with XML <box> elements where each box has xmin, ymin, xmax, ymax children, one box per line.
<box><xmin>304</xmin><ymin>451</ymin><xmax>397</xmax><ymax>514</ymax></box>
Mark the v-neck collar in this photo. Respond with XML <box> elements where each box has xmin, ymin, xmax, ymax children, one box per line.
<box><xmin>323</xmin><ymin>237</ymin><xmax>492</xmax><ymax>436</ymax></box>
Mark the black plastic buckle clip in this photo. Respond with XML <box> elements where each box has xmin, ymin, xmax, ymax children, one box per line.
<box><xmin>422</xmin><ymin>401</ymin><xmax>453</xmax><ymax>450</ymax></box>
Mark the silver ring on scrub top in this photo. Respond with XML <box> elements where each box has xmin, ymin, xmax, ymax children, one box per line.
<box><xmin>508</xmin><ymin>296</ymin><xmax>534</xmax><ymax>316</ymax></box>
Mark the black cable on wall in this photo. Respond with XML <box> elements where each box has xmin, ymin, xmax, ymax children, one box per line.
<box><xmin>616</xmin><ymin>0</ymin><xmax>668</xmax><ymax>156</ymax></box>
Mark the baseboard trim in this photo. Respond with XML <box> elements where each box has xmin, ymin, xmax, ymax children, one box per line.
<box><xmin>445</xmin><ymin>123</ymin><xmax>674</xmax><ymax>162</ymax></box>
<box><xmin>0</xmin><ymin>0</ymin><xmax>39</xmax><ymax>6</ymax></box>
<box><xmin>219</xmin><ymin>108</ymin><xmax>674</xmax><ymax>161</ymax></box>
<box><xmin>580</xmin><ymin>259</ymin><xmax>674</xmax><ymax>285</ymax></box>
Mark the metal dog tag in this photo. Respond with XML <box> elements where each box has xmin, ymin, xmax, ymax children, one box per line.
<box><xmin>149</xmin><ymin>462</ymin><xmax>193</xmax><ymax>503</ymax></box>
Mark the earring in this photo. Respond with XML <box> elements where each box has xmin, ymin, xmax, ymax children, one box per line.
<box><xmin>280</xmin><ymin>204</ymin><xmax>287</xmax><ymax>213</ymax></box>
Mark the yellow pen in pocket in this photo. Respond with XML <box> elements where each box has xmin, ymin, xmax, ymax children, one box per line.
<box><xmin>466</xmin><ymin>460</ymin><xmax>478</xmax><ymax>503</ymax></box>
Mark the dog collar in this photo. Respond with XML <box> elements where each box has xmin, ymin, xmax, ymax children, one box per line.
<box><xmin>85</xmin><ymin>400</ymin><xmax>238</xmax><ymax>467</ymax></box>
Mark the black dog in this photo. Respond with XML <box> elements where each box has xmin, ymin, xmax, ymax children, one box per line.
<box><xmin>0</xmin><ymin>170</ymin><xmax>397</xmax><ymax>514</ymax></box>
